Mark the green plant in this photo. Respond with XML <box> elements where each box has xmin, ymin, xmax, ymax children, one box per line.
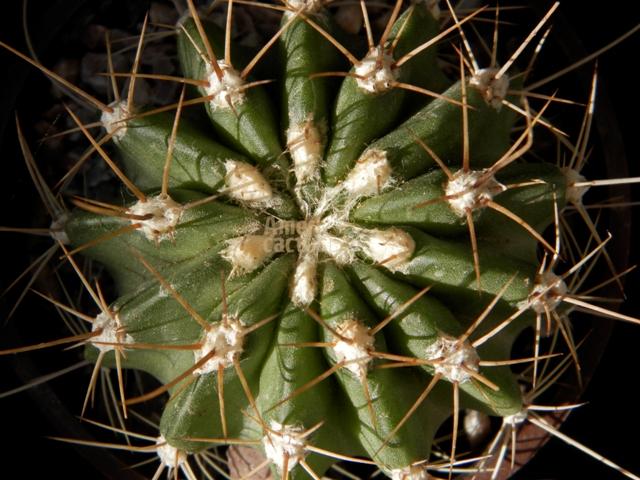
<box><xmin>1</xmin><ymin>1</ymin><xmax>639</xmax><ymax>478</ymax></box>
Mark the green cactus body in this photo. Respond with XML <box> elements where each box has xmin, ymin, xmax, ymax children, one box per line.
<box><xmin>323</xmin><ymin>4</ymin><xmax>442</xmax><ymax>185</ymax></box>
<box><xmin>113</xmin><ymin>113</ymin><xmax>245</xmax><ymax>194</ymax></box>
<box><xmin>177</xmin><ymin>17</ymin><xmax>285</xmax><ymax>173</ymax></box>
<box><xmin>58</xmin><ymin>2</ymin><xmax>571</xmax><ymax>478</ymax></box>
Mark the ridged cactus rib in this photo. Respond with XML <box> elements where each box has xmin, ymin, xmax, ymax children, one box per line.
<box><xmin>324</xmin><ymin>4</ymin><xmax>442</xmax><ymax>185</ymax></box>
<box><xmin>14</xmin><ymin>1</ymin><xmax>609</xmax><ymax>479</ymax></box>
<box><xmin>113</xmin><ymin>111</ymin><xmax>249</xmax><ymax>193</ymax></box>
<box><xmin>365</xmin><ymin>79</ymin><xmax>518</xmax><ymax>181</ymax></box>
<box><xmin>177</xmin><ymin>17</ymin><xmax>287</xmax><ymax>177</ymax></box>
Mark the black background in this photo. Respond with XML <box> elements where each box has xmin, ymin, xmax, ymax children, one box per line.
<box><xmin>1</xmin><ymin>1</ymin><xmax>640</xmax><ymax>478</ymax></box>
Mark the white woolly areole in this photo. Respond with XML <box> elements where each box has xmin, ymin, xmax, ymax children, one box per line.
<box><xmin>91</xmin><ymin>312</ymin><xmax>133</xmax><ymax>353</ymax></box>
<box><xmin>343</xmin><ymin>149</ymin><xmax>392</xmax><ymax>198</ymax></box>
<box><xmin>101</xmin><ymin>100</ymin><xmax>130</xmax><ymax>138</ymax></box>
<box><xmin>562</xmin><ymin>167</ymin><xmax>589</xmax><ymax>205</ymax></box>
<box><xmin>464</xmin><ymin>409</ymin><xmax>490</xmax><ymax>443</ymax></box>
<box><xmin>319</xmin><ymin>233</ymin><xmax>355</xmax><ymax>265</ymax></box>
<box><xmin>224</xmin><ymin>160</ymin><xmax>273</xmax><ymax>205</ymax></box>
<box><xmin>50</xmin><ymin>214</ymin><xmax>70</xmax><ymax>244</ymax></box>
<box><xmin>205</xmin><ymin>62</ymin><xmax>246</xmax><ymax>110</ymax></box>
<box><xmin>194</xmin><ymin>317</ymin><xmax>245</xmax><ymax>375</ymax></box>
<box><xmin>284</xmin><ymin>0</ymin><xmax>325</xmax><ymax>14</ymax></box>
<box><xmin>524</xmin><ymin>270</ymin><xmax>568</xmax><ymax>315</ymax></box>
<box><xmin>221</xmin><ymin>235</ymin><xmax>274</xmax><ymax>276</ymax></box>
<box><xmin>156</xmin><ymin>435</ymin><xmax>187</xmax><ymax>468</ymax></box>
<box><xmin>291</xmin><ymin>253</ymin><xmax>318</xmax><ymax>307</ymax></box>
<box><xmin>355</xmin><ymin>47</ymin><xmax>397</xmax><ymax>94</ymax></box>
<box><xmin>470</xmin><ymin>68</ymin><xmax>510</xmax><ymax>109</ymax></box>
<box><xmin>127</xmin><ymin>194</ymin><xmax>184</xmax><ymax>242</ymax></box>
<box><xmin>332</xmin><ymin>319</ymin><xmax>374</xmax><ymax>380</ymax></box>
<box><xmin>262</xmin><ymin>422</ymin><xmax>307</xmax><ymax>472</ymax></box>
<box><xmin>361</xmin><ymin>228</ymin><xmax>415</xmax><ymax>271</ymax></box>
<box><xmin>390</xmin><ymin>465</ymin><xmax>430</xmax><ymax>480</ymax></box>
<box><xmin>424</xmin><ymin>335</ymin><xmax>479</xmax><ymax>383</ymax></box>
<box><xmin>287</xmin><ymin>118</ymin><xmax>322</xmax><ymax>184</ymax></box>
<box><xmin>504</xmin><ymin>409</ymin><xmax>528</xmax><ymax>427</ymax></box>
<box><xmin>445</xmin><ymin>169</ymin><xmax>506</xmax><ymax>217</ymax></box>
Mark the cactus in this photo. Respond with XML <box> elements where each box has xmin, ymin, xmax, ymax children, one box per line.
<box><xmin>2</xmin><ymin>1</ymin><xmax>640</xmax><ymax>478</ymax></box>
